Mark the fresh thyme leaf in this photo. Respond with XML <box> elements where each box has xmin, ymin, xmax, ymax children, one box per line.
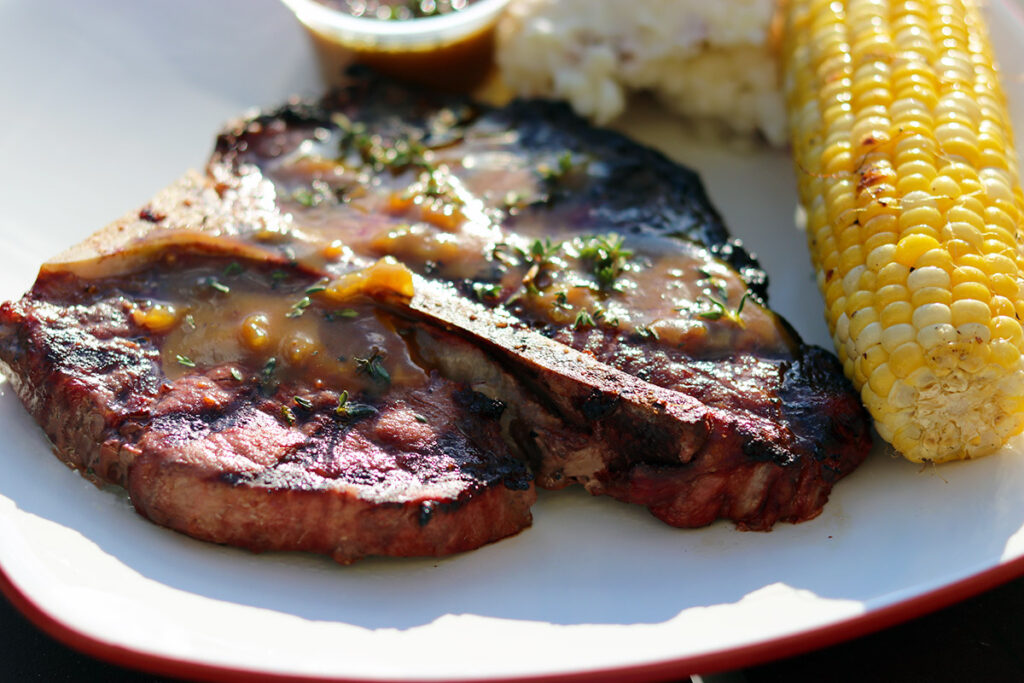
<box><xmin>286</xmin><ymin>297</ymin><xmax>312</xmax><ymax>318</ymax></box>
<box><xmin>558</xmin><ymin>150</ymin><xmax>573</xmax><ymax>175</ymax></box>
<box><xmin>184</xmin><ymin>314</ymin><xmax>196</xmax><ymax>330</ymax></box>
<box><xmin>519</xmin><ymin>238</ymin><xmax>562</xmax><ymax>291</ymax></box>
<box><xmin>294</xmin><ymin>396</ymin><xmax>313</xmax><ymax>410</ymax></box>
<box><xmin>554</xmin><ymin>290</ymin><xmax>571</xmax><ymax>309</ymax></box>
<box><xmin>573</xmin><ymin>309</ymin><xmax>595</xmax><ymax>330</ymax></box>
<box><xmin>578</xmin><ymin>233</ymin><xmax>633</xmax><ymax>290</ymax></box>
<box><xmin>175</xmin><ymin>354</ymin><xmax>196</xmax><ymax>368</ymax></box>
<box><xmin>260</xmin><ymin>357</ymin><xmax>278</xmax><ymax>395</ymax></box>
<box><xmin>281</xmin><ymin>406</ymin><xmax>296</xmax><ymax>425</ymax></box>
<box><xmin>697</xmin><ymin>298</ymin><xmax>728</xmax><ymax>320</ymax></box>
<box><xmin>735</xmin><ymin>290</ymin><xmax>752</xmax><ymax>316</ymax></box>
<box><xmin>223</xmin><ymin>261</ymin><xmax>244</xmax><ymax>277</ymax></box>
<box><xmin>414</xmin><ymin>414</ymin><xmax>428</xmax><ymax>423</ymax></box>
<box><xmin>335</xmin><ymin>390</ymin><xmax>378</xmax><ymax>420</ymax></box>
<box><xmin>473</xmin><ymin>282</ymin><xmax>502</xmax><ymax>302</ymax></box>
<box><xmin>324</xmin><ymin>308</ymin><xmax>359</xmax><ymax>321</ymax></box>
<box><xmin>539</xmin><ymin>150</ymin><xmax>574</xmax><ymax>181</ymax></box>
<box><xmin>230</xmin><ymin>367</ymin><xmax>244</xmax><ymax>381</ymax></box>
<box><xmin>292</xmin><ymin>188</ymin><xmax>316</xmax><ymax>207</ymax></box>
<box><xmin>529</xmin><ymin>237</ymin><xmax>561</xmax><ymax>263</ymax></box>
<box><xmin>635</xmin><ymin>324</ymin><xmax>660</xmax><ymax>340</ymax></box>
<box><xmin>291</xmin><ymin>180</ymin><xmax>339</xmax><ymax>209</ymax></box>
<box><xmin>354</xmin><ymin>348</ymin><xmax>390</xmax><ymax>384</ymax></box>
<box><xmin>305</xmin><ymin>284</ymin><xmax>327</xmax><ymax>295</ymax></box>
<box><xmin>206</xmin><ymin>278</ymin><xmax>230</xmax><ymax>294</ymax></box>
<box><xmin>270</xmin><ymin>270</ymin><xmax>289</xmax><ymax>288</ymax></box>
<box><xmin>347</xmin><ymin>403</ymin><xmax>378</xmax><ymax>419</ymax></box>
<box><xmin>491</xmin><ymin>241</ymin><xmax>528</xmax><ymax>265</ymax></box>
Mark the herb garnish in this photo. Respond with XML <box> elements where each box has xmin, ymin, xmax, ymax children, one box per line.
<box><xmin>735</xmin><ymin>291</ymin><xmax>752</xmax><ymax>316</ymax></box>
<box><xmin>521</xmin><ymin>238</ymin><xmax>562</xmax><ymax>291</ymax></box>
<box><xmin>230</xmin><ymin>367</ymin><xmax>244</xmax><ymax>381</ymax></box>
<box><xmin>539</xmin><ymin>150</ymin><xmax>574</xmax><ymax>182</ymax></box>
<box><xmin>223</xmin><ymin>262</ymin><xmax>244</xmax><ymax>277</ymax></box>
<box><xmin>354</xmin><ymin>348</ymin><xmax>390</xmax><ymax>384</ymax></box>
<box><xmin>324</xmin><ymin>308</ymin><xmax>359</xmax><ymax>321</ymax></box>
<box><xmin>286</xmin><ymin>296</ymin><xmax>312</xmax><ymax>318</ymax></box>
<box><xmin>473</xmin><ymin>282</ymin><xmax>502</xmax><ymax>302</ymax></box>
<box><xmin>335</xmin><ymin>116</ymin><xmax>434</xmax><ymax>175</ymax></box>
<box><xmin>697</xmin><ymin>297</ymin><xmax>727</xmax><ymax>320</ymax></box>
<box><xmin>690</xmin><ymin>290</ymin><xmax>752</xmax><ymax>324</ymax></box>
<box><xmin>573</xmin><ymin>309</ymin><xmax>595</xmax><ymax>330</ymax></box>
<box><xmin>206</xmin><ymin>277</ymin><xmax>230</xmax><ymax>294</ymax></box>
<box><xmin>292</xmin><ymin>188</ymin><xmax>317</xmax><ymax>207</ymax></box>
<box><xmin>634</xmin><ymin>324</ymin><xmax>660</xmax><ymax>340</ymax></box>
<box><xmin>281</xmin><ymin>406</ymin><xmax>296</xmax><ymax>425</ymax></box>
<box><xmin>335</xmin><ymin>390</ymin><xmax>379</xmax><ymax>420</ymax></box>
<box><xmin>292</xmin><ymin>180</ymin><xmax>342</xmax><ymax>209</ymax></box>
<box><xmin>294</xmin><ymin>396</ymin><xmax>313</xmax><ymax>410</ymax></box>
<box><xmin>176</xmin><ymin>354</ymin><xmax>196</xmax><ymax>368</ymax></box>
<box><xmin>578</xmin><ymin>234</ymin><xmax>633</xmax><ymax>291</ymax></box>
<box><xmin>260</xmin><ymin>357</ymin><xmax>278</xmax><ymax>394</ymax></box>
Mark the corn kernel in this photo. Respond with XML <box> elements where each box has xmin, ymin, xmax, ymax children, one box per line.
<box><xmin>894</xmin><ymin>233</ymin><xmax>940</xmax><ymax>267</ymax></box>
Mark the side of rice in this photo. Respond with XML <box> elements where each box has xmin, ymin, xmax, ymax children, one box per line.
<box><xmin>495</xmin><ymin>0</ymin><xmax>785</xmax><ymax>145</ymax></box>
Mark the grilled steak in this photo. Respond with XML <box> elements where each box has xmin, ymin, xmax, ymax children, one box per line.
<box><xmin>0</xmin><ymin>76</ymin><xmax>872</xmax><ymax>562</ymax></box>
<box><xmin>206</xmin><ymin>76</ymin><xmax>872</xmax><ymax>528</ymax></box>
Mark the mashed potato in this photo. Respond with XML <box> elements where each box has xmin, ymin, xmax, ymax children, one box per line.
<box><xmin>495</xmin><ymin>0</ymin><xmax>785</xmax><ymax>145</ymax></box>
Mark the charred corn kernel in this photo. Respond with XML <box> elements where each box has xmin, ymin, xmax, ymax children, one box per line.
<box><xmin>239</xmin><ymin>314</ymin><xmax>271</xmax><ymax>351</ymax></box>
<box><xmin>783</xmin><ymin>0</ymin><xmax>1024</xmax><ymax>462</ymax></box>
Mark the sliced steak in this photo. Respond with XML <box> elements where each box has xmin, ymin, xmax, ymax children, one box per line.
<box><xmin>0</xmin><ymin>250</ymin><xmax>534</xmax><ymax>563</ymax></box>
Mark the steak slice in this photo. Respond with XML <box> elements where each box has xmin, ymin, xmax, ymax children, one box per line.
<box><xmin>0</xmin><ymin>245</ymin><xmax>534</xmax><ymax>563</ymax></box>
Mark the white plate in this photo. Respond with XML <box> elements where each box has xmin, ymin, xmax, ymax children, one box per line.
<box><xmin>3</xmin><ymin>1</ymin><xmax>1024</xmax><ymax>680</ymax></box>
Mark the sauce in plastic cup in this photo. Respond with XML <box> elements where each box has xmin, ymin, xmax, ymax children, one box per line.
<box><xmin>280</xmin><ymin>0</ymin><xmax>511</xmax><ymax>91</ymax></box>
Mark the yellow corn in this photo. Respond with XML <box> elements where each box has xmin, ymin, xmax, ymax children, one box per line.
<box><xmin>781</xmin><ymin>0</ymin><xmax>1024</xmax><ymax>462</ymax></box>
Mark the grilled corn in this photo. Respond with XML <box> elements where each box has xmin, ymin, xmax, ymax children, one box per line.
<box><xmin>781</xmin><ymin>0</ymin><xmax>1024</xmax><ymax>462</ymax></box>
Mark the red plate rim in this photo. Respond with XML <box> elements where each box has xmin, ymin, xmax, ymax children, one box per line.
<box><xmin>4</xmin><ymin>553</ymin><xmax>1024</xmax><ymax>682</ymax></box>
<box><xmin>5</xmin><ymin>1</ymin><xmax>1024</xmax><ymax>680</ymax></box>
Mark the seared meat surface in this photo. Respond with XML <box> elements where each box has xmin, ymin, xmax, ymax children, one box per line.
<box><xmin>0</xmin><ymin>77</ymin><xmax>872</xmax><ymax>562</ymax></box>
<box><xmin>207</xmin><ymin>76</ymin><xmax>871</xmax><ymax>528</ymax></box>
<box><xmin>0</xmin><ymin>249</ymin><xmax>534</xmax><ymax>563</ymax></box>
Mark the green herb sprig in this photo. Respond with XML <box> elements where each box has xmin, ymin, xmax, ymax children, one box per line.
<box><xmin>577</xmin><ymin>234</ymin><xmax>633</xmax><ymax>292</ymax></box>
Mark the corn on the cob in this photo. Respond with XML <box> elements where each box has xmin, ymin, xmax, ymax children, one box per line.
<box><xmin>781</xmin><ymin>0</ymin><xmax>1024</xmax><ymax>462</ymax></box>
